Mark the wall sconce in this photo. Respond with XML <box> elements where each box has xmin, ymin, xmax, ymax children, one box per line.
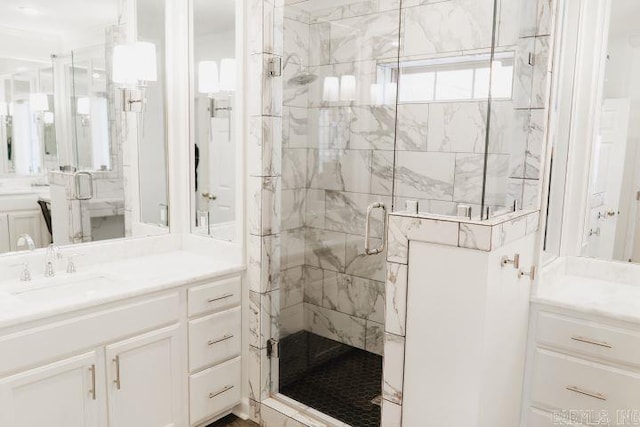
<box><xmin>113</xmin><ymin>41</ymin><xmax>158</xmax><ymax>112</ymax></box>
<box><xmin>43</xmin><ymin>111</ymin><xmax>54</xmax><ymax>125</ymax></box>
<box><xmin>76</xmin><ymin>97</ymin><xmax>91</xmax><ymax>127</ymax></box>
<box><xmin>340</xmin><ymin>75</ymin><xmax>356</xmax><ymax>102</ymax></box>
<box><xmin>0</xmin><ymin>102</ymin><xmax>7</xmax><ymax>116</ymax></box>
<box><xmin>323</xmin><ymin>77</ymin><xmax>339</xmax><ymax>102</ymax></box>
<box><xmin>198</xmin><ymin>58</ymin><xmax>236</xmax><ymax>96</ymax></box>
<box><xmin>29</xmin><ymin>93</ymin><xmax>49</xmax><ymax>112</ymax></box>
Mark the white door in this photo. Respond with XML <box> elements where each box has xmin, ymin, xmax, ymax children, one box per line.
<box><xmin>208</xmin><ymin>107</ymin><xmax>236</xmax><ymax>225</ymax></box>
<box><xmin>7</xmin><ymin>210</ymin><xmax>43</xmax><ymax>250</ymax></box>
<box><xmin>0</xmin><ymin>352</ymin><xmax>100</xmax><ymax>427</ymax></box>
<box><xmin>105</xmin><ymin>325</ymin><xmax>180</xmax><ymax>427</ymax></box>
<box><xmin>586</xmin><ymin>98</ymin><xmax>631</xmax><ymax>259</ymax></box>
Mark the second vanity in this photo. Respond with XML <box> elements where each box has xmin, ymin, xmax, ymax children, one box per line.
<box><xmin>522</xmin><ymin>257</ymin><xmax>640</xmax><ymax>427</ymax></box>
<box><xmin>0</xmin><ymin>234</ymin><xmax>245</xmax><ymax>427</ymax></box>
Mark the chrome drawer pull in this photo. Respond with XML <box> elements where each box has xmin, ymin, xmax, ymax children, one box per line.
<box><xmin>89</xmin><ymin>364</ymin><xmax>96</xmax><ymax>400</ymax></box>
<box><xmin>209</xmin><ymin>385</ymin><xmax>234</xmax><ymax>399</ymax></box>
<box><xmin>208</xmin><ymin>334</ymin><xmax>234</xmax><ymax>346</ymax></box>
<box><xmin>207</xmin><ymin>293</ymin><xmax>233</xmax><ymax>303</ymax></box>
<box><xmin>571</xmin><ymin>336</ymin><xmax>612</xmax><ymax>349</ymax></box>
<box><xmin>566</xmin><ymin>385</ymin><xmax>607</xmax><ymax>401</ymax></box>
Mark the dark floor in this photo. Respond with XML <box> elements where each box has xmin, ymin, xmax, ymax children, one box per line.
<box><xmin>207</xmin><ymin>414</ymin><xmax>258</xmax><ymax>427</ymax></box>
<box><xmin>279</xmin><ymin>331</ymin><xmax>382</xmax><ymax>427</ymax></box>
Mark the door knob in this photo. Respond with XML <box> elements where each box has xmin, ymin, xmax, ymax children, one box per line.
<box><xmin>202</xmin><ymin>192</ymin><xmax>217</xmax><ymax>200</ymax></box>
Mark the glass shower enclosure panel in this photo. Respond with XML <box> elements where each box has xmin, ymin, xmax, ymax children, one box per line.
<box><xmin>278</xmin><ymin>1</ymin><xmax>401</xmax><ymax>425</ymax></box>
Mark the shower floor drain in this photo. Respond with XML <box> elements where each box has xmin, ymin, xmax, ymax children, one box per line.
<box><xmin>371</xmin><ymin>395</ymin><xmax>382</xmax><ymax>407</ymax></box>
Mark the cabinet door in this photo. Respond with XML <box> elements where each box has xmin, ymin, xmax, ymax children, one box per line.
<box><xmin>0</xmin><ymin>351</ymin><xmax>100</xmax><ymax>427</ymax></box>
<box><xmin>0</xmin><ymin>214</ymin><xmax>9</xmax><ymax>253</ymax></box>
<box><xmin>106</xmin><ymin>325</ymin><xmax>181</xmax><ymax>427</ymax></box>
<box><xmin>8</xmin><ymin>210</ymin><xmax>43</xmax><ymax>250</ymax></box>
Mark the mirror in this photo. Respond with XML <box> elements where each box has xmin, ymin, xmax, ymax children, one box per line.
<box><xmin>190</xmin><ymin>0</ymin><xmax>238</xmax><ymax>241</ymax></box>
<box><xmin>0</xmin><ymin>0</ymin><xmax>169</xmax><ymax>255</ymax></box>
<box><xmin>545</xmin><ymin>0</ymin><xmax>640</xmax><ymax>263</ymax></box>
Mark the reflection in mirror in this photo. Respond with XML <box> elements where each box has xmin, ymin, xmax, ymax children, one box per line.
<box><xmin>545</xmin><ymin>0</ymin><xmax>640</xmax><ymax>263</ymax></box>
<box><xmin>191</xmin><ymin>0</ymin><xmax>237</xmax><ymax>241</ymax></box>
<box><xmin>0</xmin><ymin>0</ymin><xmax>168</xmax><ymax>255</ymax></box>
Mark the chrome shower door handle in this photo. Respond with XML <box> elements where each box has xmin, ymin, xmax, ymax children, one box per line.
<box><xmin>365</xmin><ymin>202</ymin><xmax>387</xmax><ymax>255</ymax></box>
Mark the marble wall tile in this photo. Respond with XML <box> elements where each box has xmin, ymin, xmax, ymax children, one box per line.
<box><xmin>507</xmin><ymin>178</ymin><xmax>524</xmax><ymax>208</ymax></box>
<box><xmin>371</xmin><ymin>150</ymin><xmax>395</xmax><ymax>196</ymax></box>
<box><xmin>483</xmin><ymin>154</ymin><xmax>511</xmax><ymax>206</ymax></box>
<box><xmin>396</xmin><ymin>103</ymin><xmax>428</xmax><ymax>151</ymax></box>
<box><xmin>310</xmin><ymin>0</ymin><xmax>389</xmax><ymax>23</ymax></box>
<box><xmin>525</xmin><ymin>109</ymin><xmax>545</xmax><ymax>179</ymax></box>
<box><xmin>284</xmin><ymin>17</ymin><xmax>309</xmax><ymax>65</ymax></box>
<box><xmin>428</xmin><ymin>102</ymin><xmax>487</xmax><ymax>153</ymax></box>
<box><xmin>381</xmin><ymin>399</ymin><xmax>402</xmax><ymax>427</ymax></box>
<box><xmin>248</xmin><ymin>0</ymin><xmax>264</xmax><ymax>55</ymax></box>
<box><xmin>325</xmin><ymin>191</ymin><xmax>391</xmax><ymax>237</ymax></box>
<box><xmin>303</xmin><ymin>265</ymin><xmax>324</xmax><ymax>305</ymax></box>
<box><xmin>249</xmin><ymin>176</ymin><xmax>281</xmax><ymax>236</ymax></box>
<box><xmin>489</xmin><ymin>101</ymin><xmax>528</xmax><ymax>157</ymax></box>
<box><xmin>308</xmin><ymin>107</ymin><xmax>350</xmax><ymax>150</ymax></box>
<box><xmin>329</xmin><ymin>10</ymin><xmax>400</xmax><ymax>63</ymax></box>
<box><xmin>458</xmin><ymin>223</ymin><xmax>492</xmax><ymax>251</ymax></box>
<box><xmin>248</xmin><ymin>54</ymin><xmax>265</xmax><ymax>116</ymax></box>
<box><xmin>350</xmin><ymin>106</ymin><xmax>396</xmax><ymax>150</ymax></box>
<box><xmin>394</xmin><ymin>151</ymin><xmax>455</xmax><ymax>200</ymax></box>
<box><xmin>382</xmin><ymin>333</ymin><xmax>405</xmax><ymax>404</ymax></box>
<box><xmin>260</xmin><ymin>402</ymin><xmax>307</xmax><ymax>427</ymax></box>
<box><xmin>526</xmin><ymin>211</ymin><xmax>540</xmax><ymax>234</ymax></box>
<box><xmin>387</xmin><ymin>215</ymin><xmax>459</xmax><ymax>263</ymax></box>
<box><xmin>385</xmin><ymin>262</ymin><xmax>408</xmax><ymax>336</ymax></box>
<box><xmin>531</xmin><ymin>36</ymin><xmax>550</xmax><ymax>109</ymax></box>
<box><xmin>307</xmin><ymin>149</ymin><xmax>372</xmax><ymax>193</ymax></box>
<box><xmin>281</xmin><ymin>228</ymin><xmax>306</xmax><ymax>269</ymax></box>
<box><xmin>281</xmin><ymin>265</ymin><xmax>304</xmax><ymax>308</ymax></box>
<box><xmin>304</xmin><ymin>228</ymin><xmax>347</xmax><ymax>272</ymax></box>
<box><xmin>284</xmin><ymin>62</ymin><xmax>310</xmax><ymax>108</ymax></box>
<box><xmin>282</xmin><ymin>148</ymin><xmax>308</xmax><ymax>190</ymax></box>
<box><xmin>491</xmin><ymin>214</ymin><xmax>528</xmax><ymax>249</ymax></box>
<box><xmin>249</xmin><ymin>291</ymin><xmax>262</xmax><ymax>347</ymax></box>
<box><xmin>365</xmin><ymin>321</ymin><xmax>384</xmax><ymax>355</ymax></box>
<box><xmin>261</xmin><ymin>289</ymin><xmax>281</xmax><ymax>348</ymax></box>
<box><xmin>304</xmin><ymin>188</ymin><xmax>325</xmax><ymax>228</ymax></box>
<box><xmin>513</xmin><ymin>37</ymin><xmax>535</xmax><ymax>109</ymax></box>
<box><xmin>287</xmin><ymin>107</ymin><xmax>309</xmax><ymax>148</ymax></box>
<box><xmin>322</xmin><ymin>273</ymin><xmax>385</xmax><ymax>322</ymax></box>
<box><xmin>284</xmin><ymin>1</ymin><xmax>310</xmax><ymax>24</ymax></box>
<box><xmin>264</xmin><ymin>0</ymin><xmax>284</xmax><ymax>56</ymax></box>
<box><xmin>537</xmin><ymin>0</ymin><xmax>553</xmax><ymax>36</ymax></box>
<box><xmin>304</xmin><ymin>303</ymin><xmax>367</xmax><ymax>349</ymax></box>
<box><xmin>249</xmin><ymin>116</ymin><xmax>283</xmax><ymax>177</ymax></box>
<box><xmin>309</xmin><ymin>22</ymin><xmax>331</xmax><ymax>66</ymax></box>
<box><xmin>282</xmin><ymin>189</ymin><xmax>306</xmax><ymax>230</ymax></box>
<box><xmin>453</xmin><ymin>153</ymin><xmax>508</xmax><ymax>206</ymax></box>
<box><xmin>522</xmin><ymin>178</ymin><xmax>540</xmax><ymax>209</ymax></box>
<box><xmin>345</xmin><ymin>234</ymin><xmax>387</xmax><ymax>282</ymax></box>
<box><xmin>402</xmin><ymin>0</ymin><xmax>495</xmax><ymax>57</ymax></box>
<box><xmin>249</xmin><ymin>234</ymin><xmax>282</xmax><ymax>293</ymax></box>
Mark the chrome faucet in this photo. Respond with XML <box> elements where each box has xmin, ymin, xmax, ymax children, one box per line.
<box><xmin>16</xmin><ymin>234</ymin><xmax>36</xmax><ymax>251</ymax></box>
<box><xmin>15</xmin><ymin>234</ymin><xmax>35</xmax><ymax>281</ymax></box>
<box><xmin>45</xmin><ymin>243</ymin><xmax>62</xmax><ymax>277</ymax></box>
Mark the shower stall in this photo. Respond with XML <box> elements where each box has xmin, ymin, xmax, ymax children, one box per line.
<box><xmin>250</xmin><ymin>0</ymin><xmax>551</xmax><ymax>424</ymax></box>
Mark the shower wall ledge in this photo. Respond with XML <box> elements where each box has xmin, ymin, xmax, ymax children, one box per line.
<box><xmin>388</xmin><ymin>208</ymin><xmax>540</xmax><ymax>260</ymax></box>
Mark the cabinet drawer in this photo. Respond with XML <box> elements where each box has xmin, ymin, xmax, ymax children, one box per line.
<box><xmin>537</xmin><ymin>312</ymin><xmax>640</xmax><ymax>367</ymax></box>
<box><xmin>188</xmin><ymin>276</ymin><xmax>241</xmax><ymax>317</ymax></box>
<box><xmin>189</xmin><ymin>356</ymin><xmax>241</xmax><ymax>425</ymax></box>
<box><xmin>188</xmin><ymin>307</ymin><xmax>241</xmax><ymax>372</ymax></box>
<box><xmin>531</xmin><ymin>349</ymin><xmax>640</xmax><ymax>414</ymax></box>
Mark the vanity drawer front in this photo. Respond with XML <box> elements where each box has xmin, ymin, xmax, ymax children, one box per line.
<box><xmin>531</xmin><ymin>348</ymin><xmax>640</xmax><ymax>413</ymax></box>
<box><xmin>188</xmin><ymin>276</ymin><xmax>241</xmax><ymax>317</ymax></box>
<box><xmin>189</xmin><ymin>356</ymin><xmax>241</xmax><ymax>426</ymax></box>
<box><xmin>537</xmin><ymin>312</ymin><xmax>640</xmax><ymax>367</ymax></box>
<box><xmin>188</xmin><ymin>307</ymin><xmax>241</xmax><ymax>372</ymax></box>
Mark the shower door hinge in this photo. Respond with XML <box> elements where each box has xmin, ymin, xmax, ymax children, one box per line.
<box><xmin>267</xmin><ymin>339</ymin><xmax>279</xmax><ymax>359</ymax></box>
<box><xmin>267</xmin><ymin>57</ymin><xmax>282</xmax><ymax>77</ymax></box>
<box><xmin>528</xmin><ymin>52</ymin><xmax>535</xmax><ymax>66</ymax></box>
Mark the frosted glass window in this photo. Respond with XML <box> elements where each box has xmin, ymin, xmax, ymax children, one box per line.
<box><xmin>435</xmin><ymin>69</ymin><xmax>473</xmax><ymax>100</ymax></box>
<box><xmin>398</xmin><ymin>72</ymin><xmax>435</xmax><ymax>102</ymax></box>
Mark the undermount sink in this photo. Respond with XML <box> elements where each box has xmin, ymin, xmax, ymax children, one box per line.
<box><xmin>4</xmin><ymin>272</ymin><xmax>117</xmax><ymax>301</ymax></box>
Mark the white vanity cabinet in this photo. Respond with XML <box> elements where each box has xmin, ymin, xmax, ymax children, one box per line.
<box><xmin>0</xmin><ymin>209</ymin><xmax>50</xmax><ymax>252</ymax></box>
<box><xmin>106</xmin><ymin>325</ymin><xmax>181</xmax><ymax>427</ymax></box>
<box><xmin>0</xmin><ymin>273</ymin><xmax>243</xmax><ymax>427</ymax></box>
<box><xmin>0</xmin><ymin>352</ymin><xmax>101</xmax><ymax>427</ymax></box>
<box><xmin>523</xmin><ymin>305</ymin><xmax>640</xmax><ymax>426</ymax></box>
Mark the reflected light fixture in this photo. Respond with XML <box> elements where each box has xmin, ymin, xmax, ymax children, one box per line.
<box><xmin>323</xmin><ymin>77</ymin><xmax>339</xmax><ymax>102</ymax></box>
<box><xmin>198</xmin><ymin>61</ymin><xmax>220</xmax><ymax>94</ymax></box>
<box><xmin>112</xmin><ymin>41</ymin><xmax>158</xmax><ymax>112</ymax></box>
<box><xmin>339</xmin><ymin>75</ymin><xmax>356</xmax><ymax>102</ymax></box>
<box><xmin>219</xmin><ymin>58</ymin><xmax>236</xmax><ymax>92</ymax></box>
<box><xmin>77</xmin><ymin>97</ymin><xmax>91</xmax><ymax>116</ymax></box>
<box><xmin>43</xmin><ymin>111</ymin><xmax>54</xmax><ymax>124</ymax></box>
<box><xmin>0</xmin><ymin>102</ymin><xmax>7</xmax><ymax>116</ymax></box>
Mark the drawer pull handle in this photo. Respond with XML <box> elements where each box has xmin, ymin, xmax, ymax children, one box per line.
<box><xmin>566</xmin><ymin>385</ymin><xmax>607</xmax><ymax>401</ymax></box>
<box><xmin>571</xmin><ymin>336</ymin><xmax>612</xmax><ymax>349</ymax></box>
<box><xmin>209</xmin><ymin>385</ymin><xmax>234</xmax><ymax>399</ymax></box>
<box><xmin>207</xmin><ymin>293</ymin><xmax>234</xmax><ymax>303</ymax></box>
<box><xmin>89</xmin><ymin>364</ymin><xmax>96</xmax><ymax>400</ymax></box>
<box><xmin>113</xmin><ymin>355</ymin><xmax>121</xmax><ymax>390</ymax></box>
<box><xmin>208</xmin><ymin>334</ymin><xmax>234</xmax><ymax>345</ymax></box>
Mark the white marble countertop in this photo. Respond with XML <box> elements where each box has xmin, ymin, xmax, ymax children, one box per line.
<box><xmin>533</xmin><ymin>256</ymin><xmax>640</xmax><ymax>324</ymax></box>
<box><xmin>0</xmin><ymin>234</ymin><xmax>244</xmax><ymax>330</ymax></box>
